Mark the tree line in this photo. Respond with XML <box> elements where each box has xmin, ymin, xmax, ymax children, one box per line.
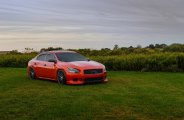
<box><xmin>8</xmin><ymin>43</ymin><xmax>184</xmax><ymax>56</ymax></box>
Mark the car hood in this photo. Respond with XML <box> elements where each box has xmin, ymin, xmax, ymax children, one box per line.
<box><xmin>67</xmin><ymin>61</ymin><xmax>103</xmax><ymax>69</ymax></box>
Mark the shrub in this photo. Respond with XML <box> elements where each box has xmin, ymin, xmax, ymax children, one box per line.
<box><xmin>90</xmin><ymin>53</ymin><xmax>184</xmax><ymax>72</ymax></box>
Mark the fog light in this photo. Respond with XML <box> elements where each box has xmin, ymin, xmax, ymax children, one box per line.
<box><xmin>73</xmin><ymin>78</ymin><xmax>78</xmax><ymax>81</ymax></box>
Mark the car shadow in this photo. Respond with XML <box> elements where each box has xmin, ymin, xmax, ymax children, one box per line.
<box><xmin>29</xmin><ymin>77</ymin><xmax>107</xmax><ymax>86</ymax></box>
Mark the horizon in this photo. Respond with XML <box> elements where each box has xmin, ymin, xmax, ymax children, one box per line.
<box><xmin>0</xmin><ymin>0</ymin><xmax>184</xmax><ymax>51</ymax></box>
<box><xmin>0</xmin><ymin>43</ymin><xmax>182</xmax><ymax>52</ymax></box>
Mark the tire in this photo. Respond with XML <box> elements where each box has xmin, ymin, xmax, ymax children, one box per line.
<box><xmin>57</xmin><ymin>70</ymin><xmax>66</xmax><ymax>85</ymax></box>
<box><xmin>29</xmin><ymin>68</ymin><xmax>36</xmax><ymax>80</ymax></box>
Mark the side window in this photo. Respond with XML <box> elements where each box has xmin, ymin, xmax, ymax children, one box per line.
<box><xmin>37</xmin><ymin>54</ymin><xmax>46</xmax><ymax>61</ymax></box>
<box><xmin>46</xmin><ymin>54</ymin><xmax>56</xmax><ymax>61</ymax></box>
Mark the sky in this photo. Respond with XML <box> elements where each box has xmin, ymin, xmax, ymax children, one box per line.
<box><xmin>0</xmin><ymin>0</ymin><xmax>184</xmax><ymax>51</ymax></box>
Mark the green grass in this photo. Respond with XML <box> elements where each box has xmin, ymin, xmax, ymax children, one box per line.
<box><xmin>0</xmin><ymin>68</ymin><xmax>184</xmax><ymax>120</ymax></box>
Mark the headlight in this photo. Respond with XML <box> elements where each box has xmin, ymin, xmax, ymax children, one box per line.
<box><xmin>103</xmin><ymin>67</ymin><xmax>106</xmax><ymax>72</ymax></box>
<box><xmin>68</xmin><ymin>67</ymin><xmax>80</xmax><ymax>73</ymax></box>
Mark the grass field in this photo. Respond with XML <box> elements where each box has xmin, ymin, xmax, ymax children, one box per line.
<box><xmin>0</xmin><ymin>68</ymin><xmax>184</xmax><ymax>120</ymax></box>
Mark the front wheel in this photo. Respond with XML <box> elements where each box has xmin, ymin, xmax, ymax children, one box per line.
<box><xmin>57</xmin><ymin>70</ymin><xmax>66</xmax><ymax>85</ymax></box>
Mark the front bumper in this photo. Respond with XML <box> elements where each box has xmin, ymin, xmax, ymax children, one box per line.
<box><xmin>65</xmin><ymin>72</ymin><xmax>108</xmax><ymax>85</ymax></box>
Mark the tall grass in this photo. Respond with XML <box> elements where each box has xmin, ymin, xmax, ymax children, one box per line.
<box><xmin>0</xmin><ymin>54</ymin><xmax>35</xmax><ymax>67</ymax></box>
<box><xmin>0</xmin><ymin>53</ymin><xmax>184</xmax><ymax>72</ymax></box>
<box><xmin>90</xmin><ymin>53</ymin><xmax>184</xmax><ymax>72</ymax></box>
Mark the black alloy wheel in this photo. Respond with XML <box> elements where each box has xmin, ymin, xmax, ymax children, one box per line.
<box><xmin>30</xmin><ymin>68</ymin><xmax>36</xmax><ymax>80</ymax></box>
<box><xmin>57</xmin><ymin>70</ymin><xmax>66</xmax><ymax>85</ymax></box>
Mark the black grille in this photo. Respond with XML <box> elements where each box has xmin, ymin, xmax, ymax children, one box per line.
<box><xmin>84</xmin><ymin>69</ymin><xmax>103</xmax><ymax>74</ymax></box>
<box><xmin>84</xmin><ymin>77</ymin><xmax>103</xmax><ymax>83</ymax></box>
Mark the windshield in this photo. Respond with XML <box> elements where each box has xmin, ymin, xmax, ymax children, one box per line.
<box><xmin>56</xmin><ymin>52</ymin><xmax>87</xmax><ymax>62</ymax></box>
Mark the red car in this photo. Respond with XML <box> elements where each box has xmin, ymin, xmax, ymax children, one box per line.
<box><xmin>27</xmin><ymin>51</ymin><xmax>108</xmax><ymax>84</ymax></box>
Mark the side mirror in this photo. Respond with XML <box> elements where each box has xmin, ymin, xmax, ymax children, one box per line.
<box><xmin>86</xmin><ymin>58</ymin><xmax>90</xmax><ymax>61</ymax></box>
<box><xmin>48</xmin><ymin>59</ymin><xmax>57</xmax><ymax>63</ymax></box>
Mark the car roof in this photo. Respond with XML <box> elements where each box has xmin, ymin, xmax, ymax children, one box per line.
<box><xmin>41</xmin><ymin>50</ymin><xmax>76</xmax><ymax>54</ymax></box>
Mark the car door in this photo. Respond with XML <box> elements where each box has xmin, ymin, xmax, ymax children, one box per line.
<box><xmin>44</xmin><ymin>53</ymin><xmax>57</xmax><ymax>79</ymax></box>
<box><xmin>35</xmin><ymin>54</ymin><xmax>47</xmax><ymax>78</ymax></box>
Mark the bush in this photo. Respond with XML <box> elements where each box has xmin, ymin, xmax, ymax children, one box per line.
<box><xmin>0</xmin><ymin>54</ymin><xmax>36</xmax><ymax>68</ymax></box>
<box><xmin>90</xmin><ymin>53</ymin><xmax>184</xmax><ymax>72</ymax></box>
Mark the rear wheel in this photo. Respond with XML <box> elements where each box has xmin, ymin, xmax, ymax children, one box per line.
<box><xmin>29</xmin><ymin>68</ymin><xmax>36</xmax><ymax>80</ymax></box>
<box><xmin>57</xmin><ymin>70</ymin><xmax>66</xmax><ymax>84</ymax></box>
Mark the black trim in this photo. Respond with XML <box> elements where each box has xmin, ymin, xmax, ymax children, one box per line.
<box><xmin>84</xmin><ymin>69</ymin><xmax>103</xmax><ymax>74</ymax></box>
<box><xmin>84</xmin><ymin>77</ymin><xmax>103</xmax><ymax>83</ymax></box>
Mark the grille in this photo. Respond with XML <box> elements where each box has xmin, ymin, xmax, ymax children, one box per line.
<box><xmin>84</xmin><ymin>69</ymin><xmax>103</xmax><ymax>74</ymax></box>
<box><xmin>84</xmin><ymin>77</ymin><xmax>103</xmax><ymax>83</ymax></box>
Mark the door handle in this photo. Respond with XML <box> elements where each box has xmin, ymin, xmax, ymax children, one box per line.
<box><xmin>44</xmin><ymin>64</ymin><xmax>46</xmax><ymax>66</ymax></box>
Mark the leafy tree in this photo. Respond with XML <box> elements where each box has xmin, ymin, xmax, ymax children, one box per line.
<box><xmin>136</xmin><ymin>44</ymin><xmax>142</xmax><ymax>48</ymax></box>
<box><xmin>40</xmin><ymin>47</ymin><xmax>63</xmax><ymax>52</ymax></box>
<box><xmin>163</xmin><ymin>44</ymin><xmax>184</xmax><ymax>52</ymax></box>
<box><xmin>113</xmin><ymin>44</ymin><xmax>119</xmax><ymax>50</ymax></box>
<box><xmin>8</xmin><ymin>50</ymin><xmax>21</xmax><ymax>54</ymax></box>
<box><xmin>147</xmin><ymin>44</ymin><xmax>155</xmax><ymax>49</ymax></box>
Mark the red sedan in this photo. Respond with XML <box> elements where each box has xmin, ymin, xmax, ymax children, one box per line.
<box><xmin>27</xmin><ymin>51</ymin><xmax>108</xmax><ymax>84</ymax></box>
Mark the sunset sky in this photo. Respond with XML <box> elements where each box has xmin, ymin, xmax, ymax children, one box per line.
<box><xmin>0</xmin><ymin>0</ymin><xmax>184</xmax><ymax>51</ymax></box>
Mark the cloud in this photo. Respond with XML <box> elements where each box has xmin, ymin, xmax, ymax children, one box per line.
<box><xmin>0</xmin><ymin>0</ymin><xmax>184</xmax><ymax>50</ymax></box>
